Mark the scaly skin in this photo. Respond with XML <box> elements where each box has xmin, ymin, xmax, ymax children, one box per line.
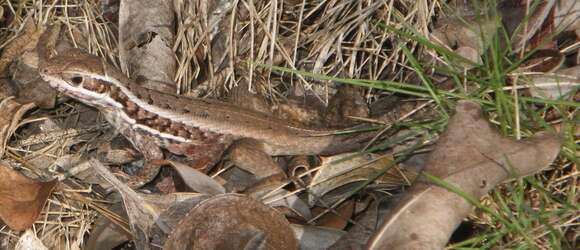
<box><xmin>39</xmin><ymin>49</ymin><xmax>374</xmax><ymax>158</ymax></box>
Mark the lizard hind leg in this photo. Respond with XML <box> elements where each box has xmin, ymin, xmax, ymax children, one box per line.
<box><xmin>228</xmin><ymin>139</ymin><xmax>287</xmax><ymax>180</ymax></box>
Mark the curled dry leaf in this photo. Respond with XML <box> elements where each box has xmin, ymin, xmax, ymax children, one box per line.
<box><xmin>308</xmin><ymin>153</ymin><xmax>415</xmax><ymax>206</ymax></box>
<box><xmin>163</xmin><ymin>194</ymin><xmax>298</xmax><ymax>250</ymax></box>
<box><xmin>9</xmin><ymin>48</ymin><xmax>57</xmax><ymax>109</ymax></box>
<box><xmin>367</xmin><ymin>101</ymin><xmax>561</xmax><ymax>249</ymax></box>
<box><xmin>0</xmin><ymin>98</ymin><xmax>35</xmax><ymax>157</ymax></box>
<box><xmin>0</xmin><ymin>163</ymin><xmax>57</xmax><ymax>231</ymax></box>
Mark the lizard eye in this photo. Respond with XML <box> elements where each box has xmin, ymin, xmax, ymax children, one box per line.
<box><xmin>70</xmin><ymin>76</ymin><xmax>84</xmax><ymax>85</ymax></box>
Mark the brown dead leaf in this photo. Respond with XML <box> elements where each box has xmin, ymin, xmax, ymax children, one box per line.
<box><xmin>163</xmin><ymin>194</ymin><xmax>298</xmax><ymax>250</ymax></box>
<box><xmin>500</xmin><ymin>0</ymin><xmax>557</xmax><ymax>52</ymax></box>
<box><xmin>430</xmin><ymin>15</ymin><xmax>500</xmax><ymax>68</ymax></box>
<box><xmin>368</xmin><ymin>101</ymin><xmax>561</xmax><ymax>249</ymax></box>
<box><xmin>519</xmin><ymin>49</ymin><xmax>564</xmax><ymax>73</ymax></box>
<box><xmin>311</xmin><ymin>200</ymin><xmax>355</xmax><ymax>230</ymax></box>
<box><xmin>0</xmin><ymin>19</ymin><xmax>42</xmax><ymax>75</ymax></box>
<box><xmin>149</xmin><ymin>195</ymin><xmax>209</xmax><ymax>247</ymax></box>
<box><xmin>0</xmin><ymin>163</ymin><xmax>57</xmax><ymax>231</ymax></box>
<box><xmin>0</xmin><ymin>19</ymin><xmax>58</xmax><ymax>108</ymax></box>
<box><xmin>0</xmin><ymin>98</ymin><xmax>35</xmax><ymax>157</ymax></box>
<box><xmin>84</xmin><ymin>200</ymin><xmax>131</xmax><ymax>250</ymax></box>
<box><xmin>308</xmin><ymin>152</ymin><xmax>415</xmax><ymax>206</ymax></box>
<box><xmin>9</xmin><ymin>50</ymin><xmax>57</xmax><ymax>109</ymax></box>
<box><xmin>331</xmin><ymin>200</ymin><xmax>389</xmax><ymax>250</ymax></box>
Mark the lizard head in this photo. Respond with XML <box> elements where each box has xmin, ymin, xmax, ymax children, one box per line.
<box><xmin>39</xmin><ymin>49</ymin><xmax>124</xmax><ymax>109</ymax></box>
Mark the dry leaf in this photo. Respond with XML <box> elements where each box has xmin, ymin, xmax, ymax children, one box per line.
<box><xmin>15</xmin><ymin>229</ymin><xmax>47</xmax><ymax>250</ymax></box>
<box><xmin>262</xmin><ymin>189</ymin><xmax>312</xmax><ymax>220</ymax></box>
<box><xmin>159</xmin><ymin>160</ymin><xmax>225</xmax><ymax>195</ymax></box>
<box><xmin>91</xmin><ymin>158</ymin><xmax>162</xmax><ymax>250</ymax></box>
<box><xmin>163</xmin><ymin>194</ymin><xmax>298</xmax><ymax>250</ymax></box>
<box><xmin>0</xmin><ymin>98</ymin><xmax>35</xmax><ymax>157</ymax></box>
<box><xmin>0</xmin><ymin>20</ymin><xmax>58</xmax><ymax>108</ymax></box>
<box><xmin>118</xmin><ymin>0</ymin><xmax>176</xmax><ymax>92</ymax></box>
<box><xmin>500</xmin><ymin>0</ymin><xmax>556</xmax><ymax>52</ymax></box>
<box><xmin>368</xmin><ymin>101</ymin><xmax>561</xmax><ymax>249</ymax></box>
<box><xmin>9</xmin><ymin>49</ymin><xmax>57</xmax><ymax>109</ymax></box>
<box><xmin>554</xmin><ymin>0</ymin><xmax>579</xmax><ymax>34</ymax></box>
<box><xmin>0</xmin><ymin>19</ymin><xmax>42</xmax><ymax>74</ymax></box>
<box><xmin>291</xmin><ymin>224</ymin><xmax>346</xmax><ymax>250</ymax></box>
<box><xmin>0</xmin><ymin>163</ymin><xmax>58</xmax><ymax>231</ymax></box>
<box><xmin>311</xmin><ymin>200</ymin><xmax>355</xmax><ymax>230</ymax></box>
<box><xmin>530</xmin><ymin>65</ymin><xmax>579</xmax><ymax>100</ymax></box>
<box><xmin>91</xmin><ymin>159</ymin><xmax>208</xmax><ymax>250</ymax></box>
<box><xmin>308</xmin><ymin>152</ymin><xmax>414</xmax><ymax>206</ymax></box>
<box><xmin>84</xmin><ymin>199</ymin><xmax>131</xmax><ymax>250</ymax></box>
<box><xmin>430</xmin><ymin>15</ymin><xmax>500</xmax><ymax>68</ymax></box>
<box><xmin>519</xmin><ymin>49</ymin><xmax>564</xmax><ymax>73</ymax></box>
<box><xmin>331</xmin><ymin>200</ymin><xmax>389</xmax><ymax>250</ymax></box>
<box><xmin>149</xmin><ymin>195</ymin><xmax>209</xmax><ymax>247</ymax></box>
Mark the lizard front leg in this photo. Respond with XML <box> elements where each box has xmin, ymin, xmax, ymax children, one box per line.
<box><xmin>102</xmin><ymin>110</ymin><xmax>164</xmax><ymax>188</ymax></box>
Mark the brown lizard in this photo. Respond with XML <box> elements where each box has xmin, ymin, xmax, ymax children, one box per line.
<box><xmin>39</xmin><ymin>48</ymin><xmax>375</xmax><ymax>180</ymax></box>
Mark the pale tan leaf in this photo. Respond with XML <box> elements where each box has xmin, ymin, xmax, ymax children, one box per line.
<box><xmin>291</xmin><ymin>224</ymin><xmax>345</xmax><ymax>250</ymax></box>
<box><xmin>308</xmin><ymin>153</ymin><xmax>414</xmax><ymax>206</ymax></box>
<box><xmin>118</xmin><ymin>0</ymin><xmax>176</xmax><ymax>92</ymax></box>
<box><xmin>368</xmin><ymin>101</ymin><xmax>561</xmax><ymax>249</ymax></box>
<box><xmin>0</xmin><ymin>98</ymin><xmax>35</xmax><ymax>157</ymax></box>
<box><xmin>15</xmin><ymin>229</ymin><xmax>47</xmax><ymax>250</ymax></box>
<box><xmin>530</xmin><ymin>65</ymin><xmax>579</xmax><ymax>100</ymax></box>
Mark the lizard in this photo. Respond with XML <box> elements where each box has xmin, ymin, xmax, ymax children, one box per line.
<box><xmin>38</xmin><ymin>48</ymin><xmax>376</xmax><ymax>182</ymax></box>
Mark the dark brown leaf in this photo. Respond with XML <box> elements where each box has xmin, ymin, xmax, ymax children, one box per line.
<box><xmin>311</xmin><ymin>200</ymin><xmax>355</xmax><ymax>230</ymax></box>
